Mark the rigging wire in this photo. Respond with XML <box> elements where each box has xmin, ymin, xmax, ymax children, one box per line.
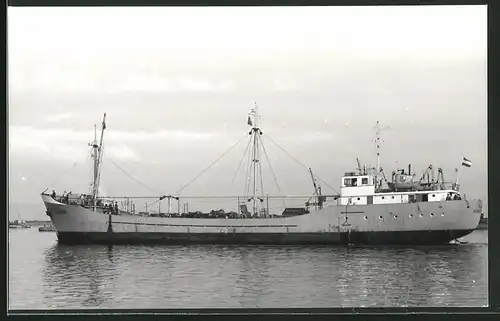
<box><xmin>96</xmin><ymin>146</ymin><xmax>105</xmax><ymax>196</ymax></box>
<box><xmin>244</xmin><ymin>132</ymin><xmax>254</xmax><ymax>200</ymax></box>
<box><xmin>97</xmin><ymin>194</ymin><xmax>327</xmax><ymax>199</ymax></box>
<box><xmin>175</xmin><ymin>134</ymin><xmax>247</xmax><ymax>195</ymax></box>
<box><xmin>103</xmin><ymin>150</ymin><xmax>163</xmax><ymax>196</ymax></box>
<box><xmin>229</xmin><ymin>135</ymin><xmax>253</xmax><ymax>189</ymax></box>
<box><xmin>264</xmin><ymin>134</ymin><xmax>340</xmax><ymax>195</ymax></box>
<box><xmin>41</xmin><ymin>148</ymin><xmax>94</xmax><ymax>192</ymax></box>
<box><xmin>145</xmin><ymin>198</ymin><xmax>161</xmax><ymax>211</ymax></box>
<box><xmin>257</xmin><ymin>132</ymin><xmax>265</xmax><ymax>204</ymax></box>
<box><xmin>258</xmin><ymin>134</ymin><xmax>287</xmax><ymax>208</ymax></box>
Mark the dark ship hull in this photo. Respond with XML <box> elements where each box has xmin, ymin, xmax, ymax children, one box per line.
<box><xmin>55</xmin><ymin>229</ymin><xmax>475</xmax><ymax>246</ymax></box>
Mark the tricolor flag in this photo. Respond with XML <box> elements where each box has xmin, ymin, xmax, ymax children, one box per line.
<box><xmin>462</xmin><ymin>157</ymin><xmax>472</xmax><ymax>168</ymax></box>
<box><xmin>247</xmin><ymin>116</ymin><xmax>253</xmax><ymax>127</ymax></box>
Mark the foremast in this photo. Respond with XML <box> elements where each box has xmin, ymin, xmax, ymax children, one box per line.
<box><xmin>90</xmin><ymin>113</ymin><xmax>107</xmax><ymax>210</ymax></box>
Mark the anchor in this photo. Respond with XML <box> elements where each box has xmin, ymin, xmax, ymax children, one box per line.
<box><xmin>341</xmin><ymin>216</ymin><xmax>351</xmax><ymax>227</ymax></box>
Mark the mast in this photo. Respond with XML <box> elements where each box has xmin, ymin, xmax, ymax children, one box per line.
<box><xmin>374</xmin><ymin>121</ymin><xmax>381</xmax><ymax>185</ymax></box>
<box><xmin>247</xmin><ymin>102</ymin><xmax>264</xmax><ymax>217</ymax></box>
<box><xmin>90</xmin><ymin>113</ymin><xmax>107</xmax><ymax>210</ymax></box>
<box><xmin>373</xmin><ymin>121</ymin><xmax>390</xmax><ymax>191</ymax></box>
<box><xmin>91</xmin><ymin>124</ymin><xmax>98</xmax><ymax>208</ymax></box>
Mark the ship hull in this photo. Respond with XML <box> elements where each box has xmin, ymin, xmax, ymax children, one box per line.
<box><xmin>56</xmin><ymin>229</ymin><xmax>474</xmax><ymax>245</ymax></box>
<box><xmin>42</xmin><ymin>195</ymin><xmax>481</xmax><ymax>246</ymax></box>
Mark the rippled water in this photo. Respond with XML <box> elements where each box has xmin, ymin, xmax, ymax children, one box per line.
<box><xmin>8</xmin><ymin>228</ymin><xmax>488</xmax><ymax>309</ymax></box>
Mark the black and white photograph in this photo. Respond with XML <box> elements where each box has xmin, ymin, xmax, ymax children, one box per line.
<box><xmin>8</xmin><ymin>5</ymin><xmax>487</xmax><ymax>309</ymax></box>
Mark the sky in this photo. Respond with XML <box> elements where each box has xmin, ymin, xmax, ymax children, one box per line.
<box><xmin>8</xmin><ymin>6</ymin><xmax>487</xmax><ymax>219</ymax></box>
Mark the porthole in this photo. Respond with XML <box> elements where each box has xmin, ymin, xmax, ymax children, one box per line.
<box><xmin>378</xmin><ymin>216</ymin><xmax>383</xmax><ymax>219</ymax></box>
<box><xmin>430</xmin><ymin>213</ymin><xmax>434</xmax><ymax>217</ymax></box>
<box><xmin>357</xmin><ymin>197</ymin><xmax>360</xmax><ymax>201</ymax></box>
<box><xmin>394</xmin><ymin>215</ymin><xmax>398</xmax><ymax>219</ymax></box>
<box><xmin>364</xmin><ymin>216</ymin><xmax>368</xmax><ymax>220</ymax></box>
<box><xmin>409</xmin><ymin>214</ymin><xmax>413</xmax><ymax>218</ymax></box>
<box><xmin>419</xmin><ymin>213</ymin><xmax>423</xmax><ymax>217</ymax></box>
<box><xmin>432</xmin><ymin>194</ymin><xmax>436</xmax><ymax>197</ymax></box>
<box><xmin>392</xmin><ymin>196</ymin><xmax>395</xmax><ymax>199</ymax></box>
<box><xmin>382</xmin><ymin>197</ymin><xmax>385</xmax><ymax>200</ymax></box>
<box><xmin>441</xmin><ymin>213</ymin><xmax>444</xmax><ymax>217</ymax></box>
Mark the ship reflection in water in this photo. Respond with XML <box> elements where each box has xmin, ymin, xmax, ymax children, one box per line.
<box><xmin>42</xmin><ymin>245</ymin><xmax>117</xmax><ymax>308</ymax></box>
<box><xmin>32</xmin><ymin>232</ymin><xmax>488</xmax><ymax>308</ymax></box>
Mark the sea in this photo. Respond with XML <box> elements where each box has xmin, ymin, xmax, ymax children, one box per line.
<box><xmin>8</xmin><ymin>227</ymin><xmax>488</xmax><ymax>309</ymax></box>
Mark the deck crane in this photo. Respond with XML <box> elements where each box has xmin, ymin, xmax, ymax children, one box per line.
<box><xmin>306</xmin><ymin>167</ymin><xmax>324</xmax><ymax>211</ymax></box>
<box><xmin>419</xmin><ymin>164</ymin><xmax>438</xmax><ymax>190</ymax></box>
<box><xmin>356</xmin><ymin>157</ymin><xmax>362</xmax><ymax>175</ymax></box>
<box><xmin>436</xmin><ymin>168</ymin><xmax>445</xmax><ymax>190</ymax></box>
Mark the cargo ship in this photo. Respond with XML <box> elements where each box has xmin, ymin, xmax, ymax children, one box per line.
<box><xmin>41</xmin><ymin>108</ymin><xmax>481</xmax><ymax>245</ymax></box>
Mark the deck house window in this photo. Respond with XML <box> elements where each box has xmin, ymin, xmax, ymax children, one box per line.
<box><xmin>344</xmin><ymin>178</ymin><xmax>358</xmax><ymax>187</ymax></box>
<box><xmin>362</xmin><ymin>178</ymin><xmax>368</xmax><ymax>185</ymax></box>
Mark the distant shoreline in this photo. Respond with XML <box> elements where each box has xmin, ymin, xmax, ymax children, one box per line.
<box><xmin>25</xmin><ymin>220</ymin><xmax>51</xmax><ymax>226</ymax></box>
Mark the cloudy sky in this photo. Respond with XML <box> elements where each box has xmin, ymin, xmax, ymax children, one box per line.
<box><xmin>8</xmin><ymin>6</ymin><xmax>487</xmax><ymax>219</ymax></box>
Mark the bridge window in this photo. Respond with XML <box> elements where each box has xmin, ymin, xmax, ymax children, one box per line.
<box><xmin>362</xmin><ymin>178</ymin><xmax>368</xmax><ymax>184</ymax></box>
<box><xmin>344</xmin><ymin>178</ymin><xmax>358</xmax><ymax>187</ymax></box>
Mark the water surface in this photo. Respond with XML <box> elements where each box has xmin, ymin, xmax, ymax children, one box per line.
<box><xmin>8</xmin><ymin>228</ymin><xmax>488</xmax><ymax>309</ymax></box>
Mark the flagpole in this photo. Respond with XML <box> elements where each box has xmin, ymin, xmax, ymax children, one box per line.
<box><xmin>454</xmin><ymin>167</ymin><xmax>461</xmax><ymax>191</ymax></box>
<box><xmin>455</xmin><ymin>153</ymin><xmax>472</xmax><ymax>191</ymax></box>
<box><xmin>454</xmin><ymin>153</ymin><xmax>463</xmax><ymax>191</ymax></box>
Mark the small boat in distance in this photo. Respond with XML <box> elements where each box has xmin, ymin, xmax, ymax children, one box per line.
<box><xmin>476</xmin><ymin>213</ymin><xmax>487</xmax><ymax>230</ymax></box>
<box><xmin>10</xmin><ymin>204</ymin><xmax>31</xmax><ymax>229</ymax></box>
<box><xmin>39</xmin><ymin>224</ymin><xmax>56</xmax><ymax>232</ymax></box>
<box><xmin>9</xmin><ymin>220</ymin><xmax>31</xmax><ymax>229</ymax></box>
